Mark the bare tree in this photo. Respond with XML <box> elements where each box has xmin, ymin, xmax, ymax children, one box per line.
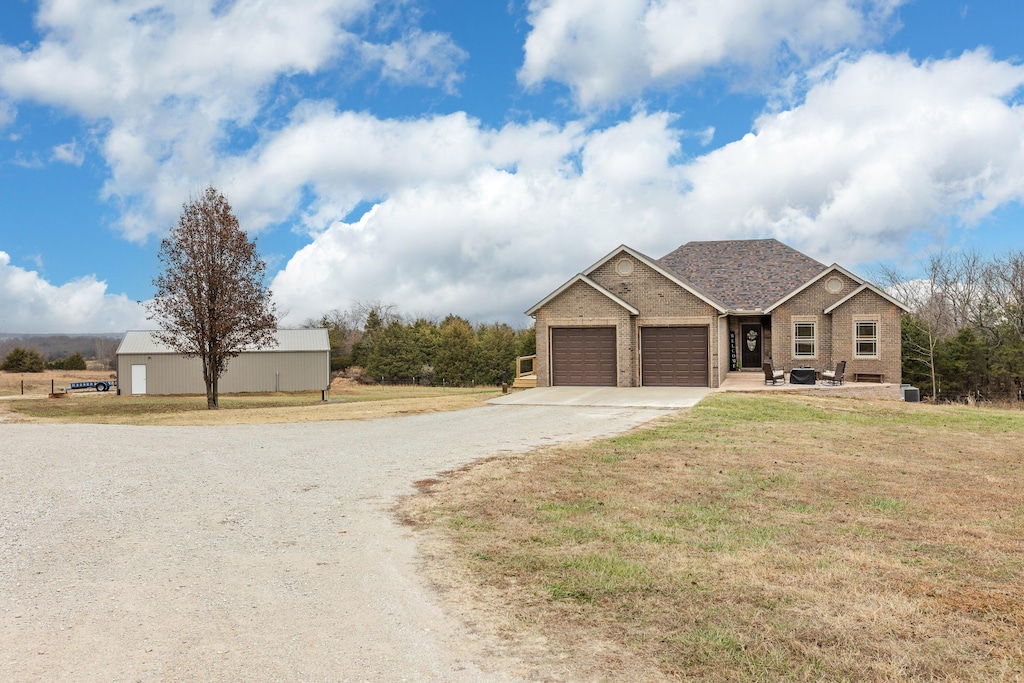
<box><xmin>878</xmin><ymin>255</ymin><xmax>958</xmax><ymax>400</ymax></box>
<box><xmin>146</xmin><ymin>187</ymin><xmax>277</xmax><ymax>409</ymax></box>
<box><xmin>985</xmin><ymin>250</ymin><xmax>1024</xmax><ymax>343</ymax></box>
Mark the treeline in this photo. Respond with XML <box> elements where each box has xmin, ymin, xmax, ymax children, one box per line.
<box><xmin>1</xmin><ymin>348</ymin><xmax>88</xmax><ymax>373</ymax></box>
<box><xmin>881</xmin><ymin>251</ymin><xmax>1024</xmax><ymax>402</ymax></box>
<box><xmin>0</xmin><ymin>334</ymin><xmax>120</xmax><ymax>368</ymax></box>
<box><xmin>303</xmin><ymin>302</ymin><xmax>536</xmax><ymax>386</ymax></box>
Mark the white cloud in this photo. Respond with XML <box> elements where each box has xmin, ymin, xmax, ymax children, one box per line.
<box><xmin>0</xmin><ymin>0</ymin><xmax>465</xmax><ymax>240</ymax></box>
<box><xmin>361</xmin><ymin>29</ymin><xmax>468</xmax><ymax>94</ymax></box>
<box><xmin>519</xmin><ymin>0</ymin><xmax>903</xmax><ymax>107</ymax></box>
<box><xmin>0</xmin><ymin>252</ymin><xmax>147</xmax><ymax>333</ymax></box>
<box><xmin>677</xmin><ymin>49</ymin><xmax>1024</xmax><ymax>264</ymax></box>
<box><xmin>265</xmin><ymin>111</ymin><xmax>695</xmax><ymax>324</ymax></box>
<box><xmin>218</xmin><ymin>104</ymin><xmax>587</xmax><ymax>233</ymax></box>
<box><xmin>51</xmin><ymin>139</ymin><xmax>85</xmax><ymax>166</ymax></box>
<box><xmin>11</xmin><ymin>151</ymin><xmax>44</xmax><ymax>169</ymax></box>
<box><xmin>0</xmin><ymin>99</ymin><xmax>14</xmax><ymax>128</ymax></box>
<box><xmin>265</xmin><ymin>50</ymin><xmax>1024</xmax><ymax>323</ymax></box>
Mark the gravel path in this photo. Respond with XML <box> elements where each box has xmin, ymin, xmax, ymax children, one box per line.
<box><xmin>0</xmin><ymin>404</ymin><xmax>672</xmax><ymax>682</ymax></box>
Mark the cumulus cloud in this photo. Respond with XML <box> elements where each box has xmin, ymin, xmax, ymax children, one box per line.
<box><xmin>0</xmin><ymin>0</ymin><xmax>465</xmax><ymax>240</ymax></box>
<box><xmin>265</xmin><ymin>50</ymin><xmax>1024</xmax><ymax>323</ymax></box>
<box><xmin>266</xmin><ymin>111</ymin><xmax>689</xmax><ymax>323</ymax></box>
<box><xmin>219</xmin><ymin>105</ymin><xmax>586</xmax><ymax>232</ymax></box>
<box><xmin>678</xmin><ymin>49</ymin><xmax>1024</xmax><ymax>264</ymax></box>
<box><xmin>519</xmin><ymin>0</ymin><xmax>903</xmax><ymax>107</ymax></box>
<box><xmin>0</xmin><ymin>252</ymin><xmax>147</xmax><ymax>333</ymax></box>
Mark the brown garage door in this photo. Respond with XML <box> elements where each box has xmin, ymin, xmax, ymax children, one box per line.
<box><xmin>641</xmin><ymin>326</ymin><xmax>708</xmax><ymax>387</ymax></box>
<box><xmin>551</xmin><ymin>327</ymin><xmax>617</xmax><ymax>386</ymax></box>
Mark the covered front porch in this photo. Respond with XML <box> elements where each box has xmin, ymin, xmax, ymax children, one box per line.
<box><xmin>724</xmin><ymin>314</ymin><xmax>774</xmax><ymax>373</ymax></box>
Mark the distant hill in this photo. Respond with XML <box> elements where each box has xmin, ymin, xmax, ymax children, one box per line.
<box><xmin>0</xmin><ymin>333</ymin><xmax>124</xmax><ymax>367</ymax></box>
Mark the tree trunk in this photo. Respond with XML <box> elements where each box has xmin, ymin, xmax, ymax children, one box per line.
<box><xmin>208</xmin><ymin>374</ymin><xmax>219</xmax><ymax>409</ymax></box>
<box><xmin>203</xmin><ymin>354</ymin><xmax>219</xmax><ymax>409</ymax></box>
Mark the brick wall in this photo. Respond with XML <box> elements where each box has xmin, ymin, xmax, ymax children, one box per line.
<box><xmin>829</xmin><ymin>289</ymin><xmax>902</xmax><ymax>383</ymax></box>
<box><xmin>534</xmin><ymin>279</ymin><xmax>635</xmax><ymax>387</ymax></box>
<box><xmin>770</xmin><ymin>272</ymin><xmax>859</xmax><ymax>371</ymax></box>
<box><xmin>534</xmin><ymin>251</ymin><xmax>722</xmax><ymax>387</ymax></box>
<box><xmin>592</xmin><ymin>254</ymin><xmax>720</xmax><ymax>386</ymax></box>
<box><xmin>770</xmin><ymin>272</ymin><xmax>902</xmax><ymax>382</ymax></box>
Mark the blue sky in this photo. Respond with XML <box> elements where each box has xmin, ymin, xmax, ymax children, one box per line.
<box><xmin>1</xmin><ymin>0</ymin><xmax>1023</xmax><ymax>333</ymax></box>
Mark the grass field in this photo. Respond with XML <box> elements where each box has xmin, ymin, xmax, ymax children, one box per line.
<box><xmin>403</xmin><ymin>393</ymin><xmax>1024</xmax><ymax>681</ymax></box>
<box><xmin>0</xmin><ymin>369</ymin><xmax>117</xmax><ymax>397</ymax></box>
<box><xmin>0</xmin><ymin>377</ymin><xmax>500</xmax><ymax>425</ymax></box>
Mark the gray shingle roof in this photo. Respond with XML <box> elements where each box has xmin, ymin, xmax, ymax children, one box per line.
<box><xmin>116</xmin><ymin>329</ymin><xmax>330</xmax><ymax>355</ymax></box>
<box><xmin>657</xmin><ymin>239</ymin><xmax>825</xmax><ymax>311</ymax></box>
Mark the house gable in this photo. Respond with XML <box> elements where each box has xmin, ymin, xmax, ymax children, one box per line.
<box><xmin>526</xmin><ymin>275</ymin><xmax>639</xmax><ymax>317</ymax></box>
<box><xmin>769</xmin><ymin>270</ymin><xmax>862</xmax><ymax>365</ymax></box>
<box><xmin>824</xmin><ymin>283</ymin><xmax>911</xmax><ymax>314</ymax></box>
<box><xmin>587</xmin><ymin>250</ymin><xmax>721</xmax><ymax>320</ymax></box>
<box><xmin>531</xmin><ymin>277</ymin><xmax>638</xmax><ymax>388</ymax></box>
<box><xmin>826</xmin><ymin>288</ymin><xmax>904</xmax><ymax>380</ymax></box>
<box><xmin>582</xmin><ymin>245</ymin><xmax>726</xmax><ymax>313</ymax></box>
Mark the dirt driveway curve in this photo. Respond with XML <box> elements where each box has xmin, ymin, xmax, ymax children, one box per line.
<box><xmin>1</xmin><ymin>404</ymin><xmax>672</xmax><ymax>682</ymax></box>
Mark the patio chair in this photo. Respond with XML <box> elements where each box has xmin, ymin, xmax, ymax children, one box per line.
<box><xmin>763</xmin><ymin>361</ymin><xmax>785</xmax><ymax>385</ymax></box>
<box><xmin>822</xmin><ymin>360</ymin><xmax>846</xmax><ymax>385</ymax></box>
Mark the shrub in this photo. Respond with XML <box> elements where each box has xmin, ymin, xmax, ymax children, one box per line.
<box><xmin>48</xmin><ymin>352</ymin><xmax>87</xmax><ymax>371</ymax></box>
<box><xmin>2</xmin><ymin>347</ymin><xmax>46</xmax><ymax>373</ymax></box>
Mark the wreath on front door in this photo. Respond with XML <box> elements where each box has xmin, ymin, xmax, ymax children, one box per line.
<box><xmin>746</xmin><ymin>329</ymin><xmax>758</xmax><ymax>351</ymax></box>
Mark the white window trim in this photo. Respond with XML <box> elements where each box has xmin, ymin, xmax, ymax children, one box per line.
<box><xmin>792</xmin><ymin>317</ymin><xmax>817</xmax><ymax>360</ymax></box>
<box><xmin>854</xmin><ymin>317</ymin><xmax>880</xmax><ymax>359</ymax></box>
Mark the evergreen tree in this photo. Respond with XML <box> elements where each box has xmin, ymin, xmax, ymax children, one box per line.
<box><xmin>365</xmin><ymin>321</ymin><xmax>420</xmax><ymax>382</ymax></box>
<box><xmin>476</xmin><ymin>323</ymin><xmax>518</xmax><ymax>385</ymax></box>
<box><xmin>63</xmin><ymin>352</ymin><xmax>87</xmax><ymax>370</ymax></box>
<box><xmin>435</xmin><ymin>315</ymin><xmax>479</xmax><ymax>386</ymax></box>
<box><xmin>2</xmin><ymin>347</ymin><xmax>46</xmax><ymax>373</ymax></box>
<box><xmin>409</xmin><ymin>318</ymin><xmax>439</xmax><ymax>365</ymax></box>
<box><xmin>351</xmin><ymin>308</ymin><xmax>384</xmax><ymax>367</ymax></box>
<box><xmin>516</xmin><ymin>326</ymin><xmax>536</xmax><ymax>357</ymax></box>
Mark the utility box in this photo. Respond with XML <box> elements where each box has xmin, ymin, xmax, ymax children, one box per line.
<box><xmin>902</xmin><ymin>386</ymin><xmax>920</xmax><ymax>402</ymax></box>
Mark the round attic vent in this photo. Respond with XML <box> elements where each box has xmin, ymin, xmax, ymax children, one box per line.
<box><xmin>826</xmin><ymin>276</ymin><xmax>843</xmax><ymax>294</ymax></box>
<box><xmin>616</xmin><ymin>258</ymin><xmax>634</xmax><ymax>276</ymax></box>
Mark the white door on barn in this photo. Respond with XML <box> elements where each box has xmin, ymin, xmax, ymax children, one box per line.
<box><xmin>131</xmin><ymin>364</ymin><xmax>147</xmax><ymax>394</ymax></box>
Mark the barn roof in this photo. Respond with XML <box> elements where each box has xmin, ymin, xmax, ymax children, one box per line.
<box><xmin>116</xmin><ymin>329</ymin><xmax>330</xmax><ymax>355</ymax></box>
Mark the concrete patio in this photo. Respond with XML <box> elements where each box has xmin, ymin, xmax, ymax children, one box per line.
<box><xmin>718</xmin><ymin>371</ymin><xmax>902</xmax><ymax>398</ymax></box>
<box><xmin>489</xmin><ymin>371</ymin><xmax>901</xmax><ymax>409</ymax></box>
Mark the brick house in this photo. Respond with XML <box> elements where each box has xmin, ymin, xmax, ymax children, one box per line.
<box><xmin>525</xmin><ymin>239</ymin><xmax>908</xmax><ymax>388</ymax></box>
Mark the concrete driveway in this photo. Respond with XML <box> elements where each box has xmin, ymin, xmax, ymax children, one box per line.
<box><xmin>488</xmin><ymin>386</ymin><xmax>713</xmax><ymax>409</ymax></box>
<box><xmin>0</xmin><ymin>404</ymin><xmax>671</xmax><ymax>683</ymax></box>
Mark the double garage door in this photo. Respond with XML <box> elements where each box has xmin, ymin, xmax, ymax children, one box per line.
<box><xmin>550</xmin><ymin>326</ymin><xmax>708</xmax><ymax>387</ymax></box>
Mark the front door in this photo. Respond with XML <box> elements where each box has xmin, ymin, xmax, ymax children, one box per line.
<box><xmin>741</xmin><ymin>324</ymin><xmax>762</xmax><ymax>370</ymax></box>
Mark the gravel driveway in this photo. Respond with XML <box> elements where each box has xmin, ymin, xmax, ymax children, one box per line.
<box><xmin>0</xmin><ymin>404</ymin><xmax>671</xmax><ymax>682</ymax></box>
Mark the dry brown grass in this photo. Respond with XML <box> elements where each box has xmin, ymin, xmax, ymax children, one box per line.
<box><xmin>0</xmin><ymin>369</ymin><xmax>116</xmax><ymax>397</ymax></box>
<box><xmin>0</xmin><ymin>380</ymin><xmax>499</xmax><ymax>425</ymax></box>
<box><xmin>402</xmin><ymin>393</ymin><xmax>1024</xmax><ymax>681</ymax></box>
